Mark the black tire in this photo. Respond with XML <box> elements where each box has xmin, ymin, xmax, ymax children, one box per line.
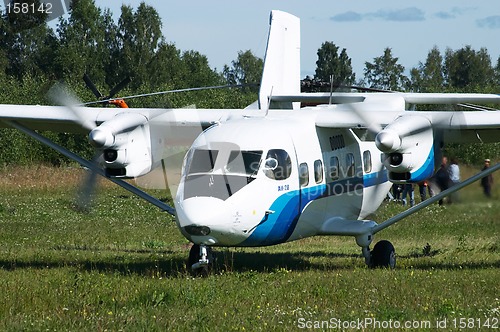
<box><xmin>187</xmin><ymin>244</ymin><xmax>213</xmax><ymax>277</ymax></box>
<box><xmin>371</xmin><ymin>240</ymin><xmax>396</xmax><ymax>269</ymax></box>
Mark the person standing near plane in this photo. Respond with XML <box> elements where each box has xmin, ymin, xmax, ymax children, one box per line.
<box><xmin>417</xmin><ymin>180</ymin><xmax>433</xmax><ymax>202</ymax></box>
<box><xmin>481</xmin><ymin>159</ymin><xmax>494</xmax><ymax>197</ymax></box>
<box><xmin>401</xmin><ymin>184</ymin><xmax>415</xmax><ymax>207</ymax></box>
<box><xmin>435</xmin><ymin>156</ymin><xmax>450</xmax><ymax>205</ymax></box>
<box><xmin>448</xmin><ymin>158</ymin><xmax>460</xmax><ymax>203</ymax></box>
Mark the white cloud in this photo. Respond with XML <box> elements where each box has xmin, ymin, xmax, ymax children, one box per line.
<box><xmin>476</xmin><ymin>16</ymin><xmax>500</xmax><ymax>29</ymax></box>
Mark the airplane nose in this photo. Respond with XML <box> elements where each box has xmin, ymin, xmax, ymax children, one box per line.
<box><xmin>180</xmin><ymin>197</ymin><xmax>228</xmax><ymax>226</ymax></box>
<box><xmin>177</xmin><ymin>197</ymin><xmax>230</xmax><ymax>244</ymax></box>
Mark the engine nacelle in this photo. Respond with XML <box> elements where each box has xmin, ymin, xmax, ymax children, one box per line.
<box><xmin>99</xmin><ymin>124</ymin><xmax>153</xmax><ymax>178</ymax></box>
<box><xmin>87</xmin><ymin>113</ymin><xmax>153</xmax><ymax>178</ymax></box>
<box><xmin>376</xmin><ymin>115</ymin><xmax>435</xmax><ymax>183</ymax></box>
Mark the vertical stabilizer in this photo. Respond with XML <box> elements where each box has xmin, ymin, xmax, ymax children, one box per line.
<box><xmin>259</xmin><ymin>11</ymin><xmax>301</xmax><ymax>110</ymax></box>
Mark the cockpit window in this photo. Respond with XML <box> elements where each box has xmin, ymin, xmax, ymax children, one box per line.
<box><xmin>188</xmin><ymin>149</ymin><xmax>218</xmax><ymax>174</ymax></box>
<box><xmin>264</xmin><ymin>149</ymin><xmax>292</xmax><ymax>180</ymax></box>
<box><xmin>226</xmin><ymin>150</ymin><xmax>263</xmax><ymax>176</ymax></box>
<box><xmin>184</xmin><ymin>148</ymin><xmax>263</xmax><ymax>200</ymax></box>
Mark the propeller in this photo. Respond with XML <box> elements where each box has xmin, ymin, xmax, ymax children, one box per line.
<box><xmin>48</xmin><ymin>83</ymin><xmax>98</xmax><ymax>131</ymax></box>
<box><xmin>75</xmin><ymin>155</ymin><xmax>100</xmax><ymax>212</ymax></box>
<box><xmin>45</xmin><ymin>82</ymin><xmax>176</xmax><ymax>214</ymax></box>
<box><xmin>82</xmin><ymin>73</ymin><xmax>103</xmax><ymax>99</ymax></box>
<box><xmin>345</xmin><ymin>101</ymin><xmax>436</xmax><ymax>203</ymax></box>
<box><xmin>346</xmin><ymin>102</ymin><xmax>435</xmax><ymax>154</ymax></box>
<box><xmin>48</xmin><ymin>83</ymin><xmax>101</xmax><ymax>212</ymax></box>
<box><xmin>83</xmin><ymin>73</ymin><xmax>131</xmax><ymax>106</ymax></box>
<box><xmin>346</xmin><ymin>102</ymin><xmax>384</xmax><ymax>136</ymax></box>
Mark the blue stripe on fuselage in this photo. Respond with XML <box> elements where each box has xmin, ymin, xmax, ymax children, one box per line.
<box><xmin>239</xmin><ymin>169</ymin><xmax>388</xmax><ymax>246</ymax></box>
<box><xmin>408</xmin><ymin>146</ymin><xmax>435</xmax><ymax>182</ymax></box>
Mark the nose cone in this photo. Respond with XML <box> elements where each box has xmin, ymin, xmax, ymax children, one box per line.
<box><xmin>177</xmin><ymin>197</ymin><xmax>243</xmax><ymax>246</ymax></box>
<box><xmin>375</xmin><ymin>130</ymin><xmax>401</xmax><ymax>153</ymax></box>
<box><xmin>89</xmin><ymin>128</ymin><xmax>114</xmax><ymax>148</ymax></box>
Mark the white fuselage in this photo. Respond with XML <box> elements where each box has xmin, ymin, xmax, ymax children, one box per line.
<box><xmin>174</xmin><ymin>111</ymin><xmax>391</xmax><ymax>247</ymax></box>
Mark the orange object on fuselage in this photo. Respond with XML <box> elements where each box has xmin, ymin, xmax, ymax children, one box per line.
<box><xmin>109</xmin><ymin>99</ymin><xmax>129</xmax><ymax>108</ymax></box>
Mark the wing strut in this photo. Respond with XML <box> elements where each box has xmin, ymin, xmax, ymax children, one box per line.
<box><xmin>4</xmin><ymin>120</ymin><xmax>176</xmax><ymax>216</ymax></box>
<box><xmin>372</xmin><ymin>162</ymin><xmax>500</xmax><ymax>234</ymax></box>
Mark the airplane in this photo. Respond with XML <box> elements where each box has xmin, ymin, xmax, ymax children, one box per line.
<box><xmin>0</xmin><ymin>10</ymin><xmax>499</xmax><ymax>276</ymax></box>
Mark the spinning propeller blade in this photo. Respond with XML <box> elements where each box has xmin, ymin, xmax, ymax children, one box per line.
<box><xmin>75</xmin><ymin>155</ymin><xmax>100</xmax><ymax>212</ymax></box>
<box><xmin>83</xmin><ymin>73</ymin><xmax>103</xmax><ymax>99</ymax></box>
<box><xmin>107</xmin><ymin>76</ymin><xmax>131</xmax><ymax>99</ymax></box>
<box><xmin>48</xmin><ymin>83</ymin><xmax>97</xmax><ymax>131</ymax></box>
<box><xmin>82</xmin><ymin>74</ymin><xmax>131</xmax><ymax>105</ymax></box>
<box><xmin>48</xmin><ymin>83</ymin><xmax>102</xmax><ymax>211</ymax></box>
<box><xmin>346</xmin><ymin>102</ymin><xmax>383</xmax><ymax>135</ymax></box>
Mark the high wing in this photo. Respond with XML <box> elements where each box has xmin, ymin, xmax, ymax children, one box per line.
<box><xmin>0</xmin><ymin>9</ymin><xmax>302</xmax><ymax>142</ymax></box>
<box><xmin>0</xmin><ymin>104</ymin><xmax>242</xmax><ymax>135</ymax></box>
<box><xmin>273</xmin><ymin>91</ymin><xmax>500</xmax><ymax>105</ymax></box>
<box><xmin>276</xmin><ymin>91</ymin><xmax>500</xmax><ymax>144</ymax></box>
<box><xmin>302</xmin><ymin>93</ymin><xmax>500</xmax><ymax>184</ymax></box>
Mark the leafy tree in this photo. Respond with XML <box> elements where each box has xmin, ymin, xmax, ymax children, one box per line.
<box><xmin>493</xmin><ymin>55</ymin><xmax>500</xmax><ymax>86</ymax></box>
<box><xmin>0</xmin><ymin>0</ymin><xmax>56</xmax><ymax>80</ymax></box>
<box><xmin>223</xmin><ymin>50</ymin><xmax>263</xmax><ymax>92</ymax></box>
<box><xmin>115</xmin><ymin>3</ymin><xmax>163</xmax><ymax>89</ymax></box>
<box><xmin>314</xmin><ymin>41</ymin><xmax>355</xmax><ymax>86</ymax></box>
<box><xmin>54</xmin><ymin>0</ymin><xmax>116</xmax><ymax>84</ymax></box>
<box><xmin>179</xmin><ymin>50</ymin><xmax>222</xmax><ymax>88</ymax></box>
<box><xmin>410</xmin><ymin>46</ymin><xmax>444</xmax><ymax>92</ymax></box>
<box><xmin>443</xmin><ymin>46</ymin><xmax>495</xmax><ymax>91</ymax></box>
<box><xmin>363</xmin><ymin>48</ymin><xmax>409</xmax><ymax>91</ymax></box>
<box><xmin>144</xmin><ymin>43</ymin><xmax>183</xmax><ymax>89</ymax></box>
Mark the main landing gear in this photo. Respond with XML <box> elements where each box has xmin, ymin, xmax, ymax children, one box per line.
<box><xmin>361</xmin><ymin>239</ymin><xmax>396</xmax><ymax>269</ymax></box>
<box><xmin>188</xmin><ymin>244</ymin><xmax>214</xmax><ymax>277</ymax></box>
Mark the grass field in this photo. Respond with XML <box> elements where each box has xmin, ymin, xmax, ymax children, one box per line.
<box><xmin>0</xmin><ymin>165</ymin><xmax>498</xmax><ymax>331</ymax></box>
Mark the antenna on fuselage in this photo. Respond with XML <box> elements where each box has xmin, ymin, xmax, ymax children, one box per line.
<box><xmin>265</xmin><ymin>86</ymin><xmax>274</xmax><ymax>116</ymax></box>
<box><xmin>329</xmin><ymin>74</ymin><xmax>334</xmax><ymax>106</ymax></box>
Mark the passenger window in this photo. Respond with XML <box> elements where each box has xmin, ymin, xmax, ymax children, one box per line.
<box><xmin>264</xmin><ymin>149</ymin><xmax>292</xmax><ymax>180</ymax></box>
<box><xmin>363</xmin><ymin>150</ymin><xmax>372</xmax><ymax>173</ymax></box>
<box><xmin>314</xmin><ymin>160</ymin><xmax>323</xmax><ymax>183</ymax></box>
<box><xmin>346</xmin><ymin>153</ymin><xmax>355</xmax><ymax>177</ymax></box>
<box><xmin>299</xmin><ymin>163</ymin><xmax>309</xmax><ymax>187</ymax></box>
<box><xmin>329</xmin><ymin>156</ymin><xmax>339</xmax><ymax>180</ymax></box>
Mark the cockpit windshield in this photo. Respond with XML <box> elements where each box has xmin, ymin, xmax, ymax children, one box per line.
<box><xmin>188</xmin><ymin>149</ymin><xmax>219</xmax><ymax>174</ymax></box>
<box><xmin>184</xmin><ymin>149</ymin><xmax>263</xmax><ymax>200</ymax></box>
<box><xmin>187</xmin><ymin>149</ymin><xmax>262</xmax><ymax>176</ymax></box>
<box><xmin>226</xmin><ymin>150</ymin><xmax>262</xmax><ymax>176</ymax></box>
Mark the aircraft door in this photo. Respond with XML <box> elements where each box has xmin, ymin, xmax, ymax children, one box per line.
<box><xmin>239</xmin><ymin>146</ymin><xmax>302</xmax><ymax>246</ymax></box>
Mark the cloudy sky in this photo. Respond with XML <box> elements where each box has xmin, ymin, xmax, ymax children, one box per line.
<box><xmin>35</xmin><ymin>1</ymin><xmax>500</xmax><ymax>79</ymax></box>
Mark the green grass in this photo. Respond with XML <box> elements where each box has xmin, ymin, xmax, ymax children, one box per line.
<box><xmin>0</xmin><ymin>165</ymin><xmax>498</xmax><ymax>331</ymax></box>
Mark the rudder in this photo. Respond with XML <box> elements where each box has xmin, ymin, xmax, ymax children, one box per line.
<box><xmin>259</xmin><ymin>11</ymin><xmax>301</xmax><ymax>110</ymax></box>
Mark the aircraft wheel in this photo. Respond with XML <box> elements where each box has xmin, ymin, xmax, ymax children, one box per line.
<box><xmin>188</xmin><ymin>244</ymin><xmax>214</xmax><ymax>277</ymax></box>
<box><xmin>371</xmin><ymin>240</ymin><xmax>396</xmax><ymax>269</ymax></box>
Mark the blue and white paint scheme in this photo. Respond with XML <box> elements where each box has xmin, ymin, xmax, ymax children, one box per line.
<box><xmin>1</xmin><ymin>10</ymin><xmax>500</xmax><ymax>273</ymax></box>
<box><xmin>175</xmin><ymin>115</ymin><xmax>392</xmax><ymax>248</ymax></box>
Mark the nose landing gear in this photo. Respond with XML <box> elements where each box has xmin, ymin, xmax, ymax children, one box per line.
<box><xmin>188</xmin><ymin>244</ymin><xmax>215</xmax><ymax>277</ymax></box>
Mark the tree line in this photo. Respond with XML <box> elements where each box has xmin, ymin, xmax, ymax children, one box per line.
<box><xmin>311</xmin><ymin>41</ymin><xmax>500</xmax><ymax>164</ymax></box>
<box><xmin>0</xmin><ymin>0</ymin><xmax>499</xmax><ymax>166</ymax></box>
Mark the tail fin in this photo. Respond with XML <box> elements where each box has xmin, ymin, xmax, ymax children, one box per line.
<box><xmin>259</xmin><ymin>10</ymin><xmax>301</xmax><ymax>110</ymax></box>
